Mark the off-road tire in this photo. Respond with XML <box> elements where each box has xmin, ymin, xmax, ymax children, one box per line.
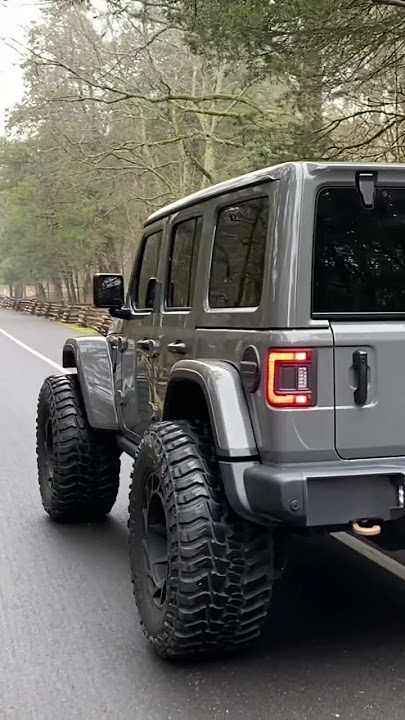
<box><xmin>36</xmin><ymin>374</ymin><xmax>120</xmax><ymax>522</ymax></box>
<box><xmin>128</xmin><ymin>420</ymin><xmax>274</xmax><ymax>659</ymax></box>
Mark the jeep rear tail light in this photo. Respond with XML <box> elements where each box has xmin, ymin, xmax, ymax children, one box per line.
<box><xmin>266</xmin><ymin>350</ymin><xmax>316</xmax><ymax>408</ymax></box>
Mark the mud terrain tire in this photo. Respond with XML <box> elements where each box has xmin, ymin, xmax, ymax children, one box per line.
<box><xmin>36</xmin><ymin>374</ymin><xmax>120</xmax><ymax>522</ymax></box>
<box><xmin>129</xmin><ymin>420</ymin><xmax>274</xmax><ymax>659</ymax></box>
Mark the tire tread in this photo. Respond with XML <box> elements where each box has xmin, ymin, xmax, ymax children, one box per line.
<box><xmin>129</xmin><ymin>420</ymin><xmax>274</xmax><ymax>659</ymax></box>
<box><xmin>36</xmin><ymin>374</ymin><xmax>120</xmax><ymax>522</ymax></box>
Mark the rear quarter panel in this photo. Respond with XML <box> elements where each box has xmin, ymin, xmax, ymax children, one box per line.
<box><xmin>193</xmin><ymin>161</ymin><xmax>336</xmax><ymax>464</ymax></box>
<box><xmin>195</xmin><ymin>328</ymin><xmax>336</xmax><ymax>464</ymax></box>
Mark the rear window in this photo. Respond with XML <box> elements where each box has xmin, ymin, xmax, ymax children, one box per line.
<box><xmin>313</xmin><ymin>187</ymin><xmax>405</xmax><ymax>315</ymax></box>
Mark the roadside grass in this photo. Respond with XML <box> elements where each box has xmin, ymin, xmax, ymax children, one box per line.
<box><xmin>58</xmin><ymin>322</ymin><xmax>100</xmax><ymax>335</ymax></box>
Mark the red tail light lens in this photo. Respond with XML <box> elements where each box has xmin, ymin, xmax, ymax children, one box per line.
<box><xmin>267</xmin><ymin>350</ymin><xmax>314</xmax><ymax>408</ymax></box>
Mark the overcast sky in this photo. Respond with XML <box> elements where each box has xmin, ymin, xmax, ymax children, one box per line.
<box><xmin>0</xmin><ymin>0</ymin><xmax>41</xmax><ymax>134</ymax></box>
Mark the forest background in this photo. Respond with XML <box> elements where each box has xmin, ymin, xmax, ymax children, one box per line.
<box><xmin>0</xmin><ymin>0</ymin><xmax>404</xmax><ymax>301</ymax></box>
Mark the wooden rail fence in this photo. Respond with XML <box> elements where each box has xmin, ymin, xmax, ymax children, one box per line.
<box><xmin>0</xmin><ymin>297</ymin><xmax>112</xmax><ymax>335</ymax></box>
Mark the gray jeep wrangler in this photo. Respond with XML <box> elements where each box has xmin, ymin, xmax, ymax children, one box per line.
<box><xmin>36</xmin><ymin>161</ymin><xmax>405</xmax><ymax>659</ymax></box>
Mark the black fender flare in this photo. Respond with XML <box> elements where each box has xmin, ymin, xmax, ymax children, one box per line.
<box><xmin>62</xmin><ymin>336</ymin><xmax>119</xmax><ymax>431</ymax></box>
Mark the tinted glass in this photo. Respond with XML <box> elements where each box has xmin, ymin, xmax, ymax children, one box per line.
<box><xmin>209</xmin><ymin>197</ymin><xmax>269</xmax><ymax>308</ymax></box>
<box><xmin>136</xmin><ymin>231</ymin><xmax>162</xmax><ymax>309</ymax></box>
<box><xmin>167</xmin><ymin>217</ymin><xmax>202</xmax><ymax>308</ymax></box>
<box><xmin>94</xmin><ymin>274</ymin><xmax>124</xmax><ymax>308</ymax></box>
<box><xmin>313</xmin><ymin>188</ymin><xmax>405</xmax><ymax>314</ymax></box>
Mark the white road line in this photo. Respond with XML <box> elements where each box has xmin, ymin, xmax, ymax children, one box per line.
<box><xmin>0</xmin><ymin>324</ymin><xmax>404</xmax><ymax>581</ymax></box>
<box><xmin>334</xmin><ymin>532</ymin><xmax>405</xmax><ymax>581</ymax></box>
<box><xmin>0</xmin><ymin>327</ymin><xmax>65</xmax><ymax>373</ymax></box>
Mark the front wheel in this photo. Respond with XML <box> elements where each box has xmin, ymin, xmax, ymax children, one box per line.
<box><xmin>36</xmin><ymin>374</ymin><xmax>121</xmax><ymax>522</ymax></box>
<box><xmin>129</xmin><ymin>420</ymin><xmax>275</xmax><ymax>659</ymax></box>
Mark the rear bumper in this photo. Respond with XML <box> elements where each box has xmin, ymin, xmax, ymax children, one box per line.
<box><xmin>220</xmin><ymin>459</ymin><xmax>405</xmax><ymax>528</ymax></box>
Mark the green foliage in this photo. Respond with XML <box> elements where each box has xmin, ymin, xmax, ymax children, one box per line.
<box><xmin>1</xmin><ymin>0</ymin><xmax>405</xmax><ymax>296</ymax></box>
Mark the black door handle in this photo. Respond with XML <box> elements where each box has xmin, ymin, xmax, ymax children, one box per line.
<box><xmin>353</xmin><ymin>350</ymin><xmax>368</xmax><ymax>406</ymax></box>
<box><xmin>167</xmin><ymin>340</ymin><xmax>186</xmax><ymax>355</ymax></box>
<box><xmin>136</xmin><ymin>338</ymin><xmax>160</xmax><ymax>355</ymax></box>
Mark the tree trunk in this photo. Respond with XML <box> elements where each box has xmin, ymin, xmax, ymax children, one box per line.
<box><xmin>36</xmin><ymin>283</ymin><xmax>47</xmax><ymax>301</ymax></box>
<box><xmin>83</xmin><ymin>271</ymin><xmax>92</xmax><ymax>304</ymax></box>
<box><xmin>52</xmin><ymin>278</ymin><xmax>63</xmax><ymax>302</ymax></box>
<box><xmin>74</xmin><ymin>270</ymin><xmax>81</xmax><ymax>303</ymax></box>
<box><xmin>63</xmin><ymin>275</ymin><xmax>73</xmax><ymax>304</ymax></box>
<box><xmin>68</xmin><ymin>276</ymin><xmax>78</xmax><ymax>304</ymax></box>
<box><xmin>293</xmin><ymin>48</ymin><xmax>326</xmax><ymax>159</ymax></box>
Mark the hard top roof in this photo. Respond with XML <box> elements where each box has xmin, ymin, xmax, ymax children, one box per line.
<box><xmin>144</xmin><ymin>160</ymin><xmax>405</xmax><ymax>225</ymax></box>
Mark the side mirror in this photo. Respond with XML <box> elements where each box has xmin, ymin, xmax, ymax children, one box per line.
<box><xmin>93</xmin><ymin>273</ymin><xmax>125</xmax><ymax>309</ymax></box>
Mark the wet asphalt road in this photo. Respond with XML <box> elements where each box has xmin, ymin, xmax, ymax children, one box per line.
<box><xmin>0</xmin><ymin>308</ymin><xmax>404</xmax><ymax>720</ymax></box>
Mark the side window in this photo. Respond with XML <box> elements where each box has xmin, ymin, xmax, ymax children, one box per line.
<box><xmin>209</xmin><ymin>197</ymin><xmax>269</xmax><ymax>308</ymax></box>
<box><xmin>134</xmin><ymin>230</ymin><xmax>162</xmax><ymax>309</ymax></box>
<box><xmin>167</xmin><ymin>217</ymin><xmax>202</xmax><ymax>309</ymax></box>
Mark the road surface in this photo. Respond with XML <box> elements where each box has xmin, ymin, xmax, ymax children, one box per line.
<box><xmin>0</xmin><ymin>308</ymin><xmax>404</xmax><ymax>720</ymax></box>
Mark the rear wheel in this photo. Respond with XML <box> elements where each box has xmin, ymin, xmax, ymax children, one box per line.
<box><xmin>129</xmin><ymin>420</ymin><xmax>275</xmax><ymax>659</ymax></box>
<box><xmin>36</xmin><ymin>374</ymin><xmax>120</xmax><ymax>522</ymax></box>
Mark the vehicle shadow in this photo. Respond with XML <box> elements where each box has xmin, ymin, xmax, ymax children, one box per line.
<box><xmin>49</xmin><ymin>514</ymin><xmax>405</xmax><ymax>658</ymax></box>
<box><xmin>44</xmin><ymin>513</ymin><xmax>405</xmax><ymax>719</ymax></box>
<box><xmin>158</xmin><ymin>536</ymin><xmax>405</xmax><ymax>718</ymax></box>
<box><xmin>263</xmin><ymin>534</ymin><xmax>405</xmax><ymax>652</ymax></box>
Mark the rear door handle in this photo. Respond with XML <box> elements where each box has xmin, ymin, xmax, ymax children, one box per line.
<box><xmin>167</xmin><ymin>340</ymin><xmax>186</xmax><ymax>355</ymax></box>
<box><xmin>136</xmin><ymin>338</ymin><xmax>160</xmax><ymax>355</ymax></box>
<box><xmin>353</xmin><ymin>350</ymin><xmax>368</xmax><ymax>406</ymax></box>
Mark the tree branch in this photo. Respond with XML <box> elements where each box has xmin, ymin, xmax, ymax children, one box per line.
<box><xmin>374</xmin><ymin>0</ymin><xmax>405</xmax><ymax>9</ymax></box>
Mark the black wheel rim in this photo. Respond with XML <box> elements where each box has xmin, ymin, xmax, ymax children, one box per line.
<box><xmin>142</xmin><ymin>472</ymin><xmax>168</xmax><ymax>609</ymax></box>
<box><xmin>43</xmin><ymin>413</ymin><xmax>54</xmax><ymax>487</ymax></box>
